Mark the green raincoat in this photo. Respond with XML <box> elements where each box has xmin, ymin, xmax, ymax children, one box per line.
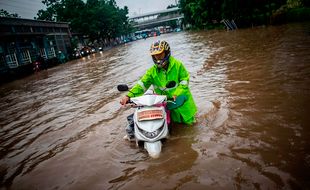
<box><xmin>127</xmin><ymin>56</ymin><xmax>197</xmax><ymax>124</ymax></box>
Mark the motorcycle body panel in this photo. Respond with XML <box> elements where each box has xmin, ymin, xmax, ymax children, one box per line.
<box><xmin>130</xmin><ymin>95</ymin><xmax>169</xmax><ymax>158</ymax></box>
<box><xmin>131</xmin><ymin>95</ymin><xmax>166</xmax><ymax>106</ymax></box>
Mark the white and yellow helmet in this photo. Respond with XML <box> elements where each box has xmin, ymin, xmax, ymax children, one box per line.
<box><xmin>150</xmin><ymin>40</ymin><xmax>171</xmax><ymax>68</ymax></box>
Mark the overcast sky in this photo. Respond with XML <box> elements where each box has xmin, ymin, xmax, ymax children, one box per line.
<box><xmin>0</xmin><ymin>0</ymin><xmax>177</xmax><ymax>19</ymax></box>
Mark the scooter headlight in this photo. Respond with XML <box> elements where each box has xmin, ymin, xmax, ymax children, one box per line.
<box><xmin>138</xmin><ymin>125</ymin><xmax>164</xmax><ymax>139</ymax></box>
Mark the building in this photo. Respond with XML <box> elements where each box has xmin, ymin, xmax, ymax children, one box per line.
<box><xmin>0</xmin><ymin>17</ymin><xmax>71</xmax><ymax>76</ymax></box>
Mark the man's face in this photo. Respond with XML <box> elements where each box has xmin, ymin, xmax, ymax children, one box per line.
<box><xmin>154</xmin><ymin>52</ymin><xmax>165</xmax><ymax>61</ymax></box>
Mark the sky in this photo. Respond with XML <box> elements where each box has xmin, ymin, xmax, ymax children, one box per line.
<box><xmin>0</xmin><ymin>0</ymin><xmax>177</xmax><ymax>19</ymax></box>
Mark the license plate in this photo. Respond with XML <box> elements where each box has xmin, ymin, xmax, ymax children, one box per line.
<box><xmin>137</xmin><ymin>109</ymin><xmax>163</xmax><ymax>121</ymax></box>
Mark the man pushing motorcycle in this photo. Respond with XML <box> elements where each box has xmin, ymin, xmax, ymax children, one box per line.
<box><xmin>120</xmin><ymin>40</ymin><xmax>197</xmax><ymax>139</ymax></box>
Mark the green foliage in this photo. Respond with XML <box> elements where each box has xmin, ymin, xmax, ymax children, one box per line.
<box><xmin>0</xmin><ymin>9</ymin><xmax>20</xmax><ymax>18</ymax></box>
<box><xmin>179</xmin><ymin>0</ymin><xmax>308</xmax><ymax>29</ymax></box>
<box><xmin>36</xmin><ymin>0</ymin><xmax>132</xmax><ymax>40</ymax></box>
<box><xmin>167</xmin><ymin>4</ymin><xmax>178</xmax><ymax>9</ymax></box>
<box><xmin>287</xmin><ymin>0</ymin><xmax>303</xmax><ymax>8</ymax></box>
<box><xmin>287</xmin><ymin>7</ymin><xmax>310</xmax><ymax>21</ymax></box>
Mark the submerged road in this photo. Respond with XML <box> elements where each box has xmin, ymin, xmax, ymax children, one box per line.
<box><xmin>1</xmin><ymin>23</ymin><xmax>310</xmax><ymax>189</ymax></box>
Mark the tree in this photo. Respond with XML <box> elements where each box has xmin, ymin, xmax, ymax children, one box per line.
<box><xmin>179</xmin><ymin>0</ymin><xmax>290</xmax><ymax>29</ymax></box>
<box><xmin>167</xmin><ymin>4</ymin><xmax>178</xmax><ymax>9</ymax></box>
<box><xmin>36</xmin><ymin>0</ymin><xmax>132</xmax><ymax>41</ymax></box>
<box><xmin>0</xmin><ymin>9</ymin><xmax>20</xmax><ymax>18</ymax></box>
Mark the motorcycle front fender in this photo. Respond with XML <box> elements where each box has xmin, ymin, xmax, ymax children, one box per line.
<box><xmin>144</xmin><ymin>141</ymin><xmax>162</xmax><ymax>159</ymax></box>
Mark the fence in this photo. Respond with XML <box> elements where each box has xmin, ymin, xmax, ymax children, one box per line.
<box><xmin>5</xmin><ymin>53</ymin><xmax>19</xmax><ymax>68</ymax></box>
<box><xmin>47</xmin><ymin>47</ymin><xmax>56</xmax><ymax>58</ymax></box>
<box><xmin>20</xmin><ymin>49</ymin><xmax>32</xmax><ymax>64</ymax></box>
<box><xmin>40</xmin><ymin>48</ymin><xmax>47</xmax><ymax>59</ymax></box>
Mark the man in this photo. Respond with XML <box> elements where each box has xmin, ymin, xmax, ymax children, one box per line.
<box><xmin>58</xmin><ymin>51</ymin><xmax>66</xmax><ymax>64</ymax></box>
<box><xmin>120</xmin><ymin>40</ymin><xmax>197</xmax><ymax>138</ymax></box>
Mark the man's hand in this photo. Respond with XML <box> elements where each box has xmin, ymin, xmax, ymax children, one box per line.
<box><xmin>120</xmin><ymin>96</ymin><xmax>130</xmax><ymax>105</ymax></box>
<box><xmin>172</xmin><ymin>95</ymin><xmax>177</xmax><ymax>101</ymax></box>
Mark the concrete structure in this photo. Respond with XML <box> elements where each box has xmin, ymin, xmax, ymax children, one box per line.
<box><xmin>129</xmin><ymin>8</ymin><xmax>184</xmax><ymax>30</ymax></box>
<box><xmin>0</xmin><ymin>17</ymin><xmax>71</xmax><ymax>74</ymax></box>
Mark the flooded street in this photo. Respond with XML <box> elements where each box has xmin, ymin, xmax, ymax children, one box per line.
<box><xmin>1</xmin><ymin>23</ymin><xmax>310</xmax><ymax>189</ymax></box>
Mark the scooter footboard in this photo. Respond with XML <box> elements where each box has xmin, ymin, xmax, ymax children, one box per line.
<box><xmin>144</xmin><ymin>141</ymin><xmax>162</xmax><ymax>158</ymax></box>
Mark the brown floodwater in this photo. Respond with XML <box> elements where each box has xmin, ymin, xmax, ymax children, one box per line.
<box><xmin>1</xmin><ymin>23</ymin><xmax>310</xmax><ymax>190</ymax></box>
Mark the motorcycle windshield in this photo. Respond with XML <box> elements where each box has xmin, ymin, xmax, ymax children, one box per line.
<box><xmin>131</xmin><ymin>95</ymin><xmax>166</xmax><ymax>106</ymax></box>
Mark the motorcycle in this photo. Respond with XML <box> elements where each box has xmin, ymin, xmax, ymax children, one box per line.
<box><xmin>33</xmin><ymin>61</ymin><xmax>40</xmax><ymax>72</ymax></box>
<box><xmin>117</xmin><ymin>81</ymin><xmax>187</xmax><ymax>158</ymax></box>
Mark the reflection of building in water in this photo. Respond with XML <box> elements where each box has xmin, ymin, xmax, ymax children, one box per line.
<box><xmin>0</xmin><ymin>17</ymin><xmax>71</xmax><ymax>75</ymax></box>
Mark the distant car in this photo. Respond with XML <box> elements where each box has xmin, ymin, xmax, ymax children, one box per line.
<box><xmin>135</xmin><ymin>35</ymin><xmax>142</xmax><ymax>40</ymax></box>
<box><xmin>175</xmin><ymin>28</ymin><xmax>182</xmax><ymax>32</ymax></box>
<box><xmin>80</xmin><ymin>46</ymin><xmax>91</xmax><ymax>57</ymax></box>
<box><xmin>123</xmin><ymin>38</ymin><xmax>130</xmax><ymax>43</ymax></box>
<box><xmin>72</xmin><ymin>49</ymin><xmax>82</xmax><ymax>59</ymax></box>
<box><xmin>90</xmin><ymin>47</ymin><xmax>96</xmax><ymax>53</ymax></box>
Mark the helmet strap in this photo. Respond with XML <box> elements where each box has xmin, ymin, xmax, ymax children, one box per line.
<box><xmin>152</xmin><ymin>51</ymin><xmax>170</xmax><ymax>69</ymax></box>
<box><xmin>157</xmin><ymin>55</ymin><xmax>169</xmax><ymax>69</ymax></box>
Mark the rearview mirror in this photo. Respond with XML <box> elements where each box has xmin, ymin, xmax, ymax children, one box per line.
<box><xmin>117</xmin><ymin>84</ymin><xmax>129</xmax><ymax>91</ymax></box>
<box><xmin>166</xmin><ymin>81</ymin><xmax>176</xmax><ymax>88</ymax></box>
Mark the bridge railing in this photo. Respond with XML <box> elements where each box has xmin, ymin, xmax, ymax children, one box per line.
<box><xmin>131</xmin><ymin>14</ymin><xmax>184</xmax><ymax>27</ymax></box>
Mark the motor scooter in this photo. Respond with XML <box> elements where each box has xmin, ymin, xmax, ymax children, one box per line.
<box><xmin>33</xmin><ymin>61</ymin><xmax>40</xmax><ymax>72</ymax></box>
<box><xmin>117</xmin><ymin>81</ymin><xmax>186</xmax><ymax>158</ymax></box>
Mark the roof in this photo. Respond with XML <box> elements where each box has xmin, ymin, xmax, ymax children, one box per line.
<box><xmin>129</xmin><ymin>7</ymin><xmax>181</xmax><ymax>20</ymax></box>
<box><xmin>0</xmin><ymin>17</ymin><xmax>70</xmax><ymax>28</ymax></box>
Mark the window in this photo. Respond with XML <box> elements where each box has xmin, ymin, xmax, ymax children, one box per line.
<box><xmin>20</xmin><ymin>49</ymin><xmax>32</xmax><ymax>64</ymax></box>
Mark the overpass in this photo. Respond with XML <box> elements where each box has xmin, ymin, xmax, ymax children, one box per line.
<box><xmin>129</xmin><ymin>7</ymin><xmax>184</xmax><ymax>30</ymax></box>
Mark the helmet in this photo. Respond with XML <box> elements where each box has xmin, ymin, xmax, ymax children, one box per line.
<box><xmin>150</xmin><ymin>40</ymin><xmax>171</xmax><ymax>68</ymax></box>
